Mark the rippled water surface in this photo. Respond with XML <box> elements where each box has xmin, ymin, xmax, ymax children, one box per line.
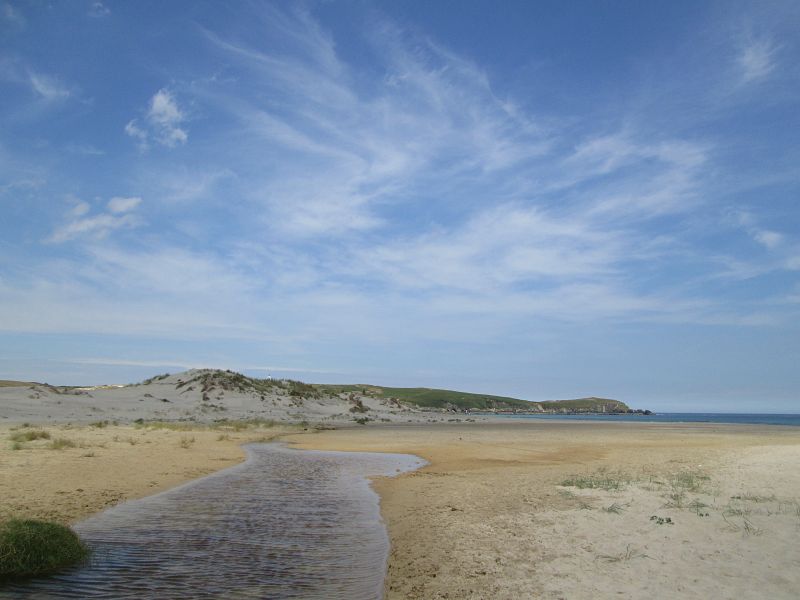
<box><xmin>1</xmin><ymin>444</ymin><xmax>424</xmax><ymax>599</ymax></box>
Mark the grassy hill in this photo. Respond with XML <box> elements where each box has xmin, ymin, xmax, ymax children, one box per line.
<box><xmin>0</xmin><ymin>380</ymin><xmax>35</xmax><ymax>387</ymax></box>
<box><xmin>315</xmin><ymin>384</ymin><xmax>632</xmax><ymax>413</ymax></box>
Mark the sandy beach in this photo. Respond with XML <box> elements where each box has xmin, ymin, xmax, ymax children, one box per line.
<box><xmin>286</xmin><ymin>422</ymin><xmax>800</xmax><ymax>599</ymax></box>
<box><xmin>0</xmin><ymin>422</ymin><xmax>289</xmax><ymax>524</ymax></box>
<box><xmin>3</xmin><ymin>420</ymin><xmax>800</xmax><ymax>598</ymax></box>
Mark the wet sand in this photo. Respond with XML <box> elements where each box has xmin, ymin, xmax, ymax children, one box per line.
<box><xmin>3</xmin><ymin>420</ymin><xmax>800</xmax><ymax>598</ymax></box>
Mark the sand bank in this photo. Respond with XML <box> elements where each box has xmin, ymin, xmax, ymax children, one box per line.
<box><xmin>286</xmin><ymin>421</ymin><xmax>800</xmax><ymax>599</ymax></box>
<box><xmin>0</xmin><ymin>423</ymin><xmax>292</xmax><ymax>524</ymax></box>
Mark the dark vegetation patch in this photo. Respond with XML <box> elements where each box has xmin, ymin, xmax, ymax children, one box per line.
<box><xmin>0</xmin><ymin>519</ymin><xmax>89</xmax><ymax>579</ymax></box>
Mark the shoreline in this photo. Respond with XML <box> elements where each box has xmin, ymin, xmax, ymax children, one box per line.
<box><xmin>3</xmin><ymin>420</ymin><xmax>800</xmax><ymax>598</ymax></box>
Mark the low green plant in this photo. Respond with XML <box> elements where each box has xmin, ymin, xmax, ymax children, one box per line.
<box><xmin>0</xmin><ymin>519</ymin><xmax>89</xmax><ymax>578</ymax></box>
<box><xmin>561</xmin><ymin>471</ymin><xmax>631</xmax><ymax>491</ymax></box>
<box><xmin>668</xmin><ymin>470</ymin><xmax>710</xmax><ymax>493</ymax></box>
<box><xmin>650</xmin><ymin>515</ymin><xmax>674</xmax><ymax>525</ymax></box>
<box><xmin>179</xmin><ymin>436</ymin><xmax>195</xmax><ymax>449</ymax></box>
<box><xmin>10</xmin><ymin>442</ymin><xmax>23</xmax><ymax>451</ymax></box>
<box><xmin>212</xmin><ymin>418</ymin><xmax>276</xmax><ymax>431</ymax></box>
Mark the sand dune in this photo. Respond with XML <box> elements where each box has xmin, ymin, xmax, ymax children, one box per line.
<box><xmin>0</xmin><ymin>369</ymin><xmax>462</xmax><ymax>426</ymax></box>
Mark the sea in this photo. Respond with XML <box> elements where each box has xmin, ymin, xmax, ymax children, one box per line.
<box><xmin>489</xmin><ymin>412</ymin><xmax>800</xmax><ymax>426</ymax></box>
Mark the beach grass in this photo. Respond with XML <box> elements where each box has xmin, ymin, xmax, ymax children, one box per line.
<box><xmin>561</xmin><ymin>470</ymin><xmax>632</xmax><ymax>491</ymax></box>
<box><xmin>0</xmin><ymin>519</ymin><xmax>89</xmax><ymax>579</ymax></box>
<box><xmin>48</xmin><ymin>438</ymin><xmax>76</xmax><ymax>450</ymax></box>
<box><xmin>9</xmin><ymin>429</ymin><xmax>50</xmax><ymax>442</ymax></box>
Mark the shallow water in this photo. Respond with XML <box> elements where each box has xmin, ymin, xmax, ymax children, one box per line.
<box><xmin>1</xmin><ymin>444</ymin><xmax>424</xmax><ymax>599</ymax></box>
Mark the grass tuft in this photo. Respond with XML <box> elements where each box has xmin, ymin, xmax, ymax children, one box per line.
<box><xmin>598</xmin><ymin>544</ymin><xmax>647</xmax><ymax>562</ymax></box>
<box><xmin>0</xmin><ymin>519</ymin><xmax>89</xmax><ymax>579</ymax></box>
<box><xmin>48</xmin><ymin>438</ymin><xmax>76</xmax><ymax>450</ymax></box>
<box><xmin>561</xmin><ymin>470</ymin><xmax>631</xmax><ymax>491</ymax></box>
<box><xmin>9</xmin><ymin>430</ymin><xmax>50</xmax><ymax>443</ymax></box>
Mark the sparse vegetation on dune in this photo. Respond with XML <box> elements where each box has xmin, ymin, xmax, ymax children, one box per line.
<box><xmin>48</xmin><ymin>438</ymin><xmax>76</xmax><ymax>450</ymax></box>
<box><xmin>8</xmin><ymin>429</ymin><xmax>50</xmax><ymax>443</ymax></box>
<box><xmin>133</xmin><ymin>417</ymin><xmax>283</xmax><ymax>432</ymax></box>
<box><xmin>561</xmin><ymin>471</ymin><xmax>633</xmax><ymax>491</ymax></box>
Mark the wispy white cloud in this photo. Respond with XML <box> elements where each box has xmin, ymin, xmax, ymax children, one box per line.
<box><xmin>737</xmin><ymin>36</ymin><xmax>778</xmax><ymax>83</ymax></box>
<box><xmin>88</xmin><ymin>2</ymin><xmax>110</xmax><ymax>18</ymax></box>
<box><xmin>107</xmin><ymin>196</ymin><xmax>141</xmax><ymax>214</ymax></box>
<box><xmin>126</xmin><ymin>89</ymin><xmax>188</xmax><ymax>150</ymax></box>
<box><xmin>200</xmin><ymin>13</ymin><xmax>551</xmax><ymax>238</ymax></box>
<box><xmin>47</xmin><ymin>196</ymin><xmax>143</xmax><ymax>243</ymax></box>
<box><xmin>736</xmin><ymin>210</ymin><xmax>785</xmax><ymax>249</ymax></box>
<box><xmin>28</xmin><ymin>71</ymin><xmax>71</xmax><ymax>102</ymax></box>
<box><xmin>65</xmin><ymin>142</ymin><xmax>105</xmax><ymax>156</ymax></box>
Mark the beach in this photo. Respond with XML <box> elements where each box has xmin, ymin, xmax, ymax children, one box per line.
<box><xmin>3</xmin><ymin>420</ymin><xmax>800</xmax><ymax>598</ymax></box>
<box><xmin>287</xmin><ymin>422</ymin><xmax>800</xmax><ymax>599</ymax></box>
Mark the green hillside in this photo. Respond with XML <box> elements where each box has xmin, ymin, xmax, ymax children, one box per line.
<box><xmin>315</xmin><ymin>384</ymin><xmax>632</xmax><ymax>413</ymax></box>
<box><xmin>0</xmin><ymin>380</ymin><xmax>35</xmax><ymax>387</ymax></box>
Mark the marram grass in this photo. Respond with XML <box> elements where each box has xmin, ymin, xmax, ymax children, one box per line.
<box><xmin>0</xmin><ymin>519</ymin><xmax>89</xmax><ymax>578</ymax></box>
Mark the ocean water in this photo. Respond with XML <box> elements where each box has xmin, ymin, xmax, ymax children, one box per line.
<box><xmin>0</xmin><ymin>444</ymin><xmax>425</xmax><ymax>600</ymax></box>
<box><xmin>490</xmin><ymin>412</ymin><xmax>800</xmax><ymax>426</ymax></box>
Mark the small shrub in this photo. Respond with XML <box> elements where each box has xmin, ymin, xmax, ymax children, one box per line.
<box><xmin>0</xmin><ymin>519</ymin><xmax>89</xmax><ymax>578</ymax></box>
<box><xmin>349</xmin><ymin>398</ymin><xmax>369</xmax><ymax>413</ymax></box>
<box><xmin>48</xmin><ymin>438</ymin><xmax>76</xmax><ymax>450</ymax></box>
<box><xmin>89</xmin><ymin>421</ymin><xmax>109</xmax><ymax>428</ymax></box>
<box><xmin>179</xmin><ymin>436</ymin><xmax>195</xmax><ymax>449</ymax></box>
<box><xmin>353</xmin><ymin>417</ymin><xmax>369</xmax><ymax>425</ymax></box>
<box><xmin>10</xmin><ymin>442</ymin><xmax>22</xmax><ymax>451</ymax></box>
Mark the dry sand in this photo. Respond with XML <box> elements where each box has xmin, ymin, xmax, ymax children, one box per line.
<box><xmin>3</xmin><ymin>419</ymin><xmax>800</xmax><ymax>598</ymax></box>
<box><xmin>0</xmin><ymin>422</ymin><xmax>291</xmax><ymax>524</ymax></box>
<box><xmin>286</xmin><ymin>421</ymin><xmax>800</xmax><ymax>599</ymax></box>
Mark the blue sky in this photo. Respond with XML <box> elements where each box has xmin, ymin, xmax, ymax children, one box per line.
<box><xmin>1</xmin><ymin>1</ymin><xmax>798</xmax><ymax>411</ymax></box>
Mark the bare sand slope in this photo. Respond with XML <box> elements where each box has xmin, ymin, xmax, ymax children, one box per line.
<box><xmin>286</xmin><ymin>422</ymin><xmax>800</xmax><ymax>600</ymax></box>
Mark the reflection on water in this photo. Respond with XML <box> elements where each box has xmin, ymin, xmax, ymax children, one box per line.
<box><xmin>1</xmin><ymin>444</ymin><xmax>424</xmax><ymax>599</ymax></box>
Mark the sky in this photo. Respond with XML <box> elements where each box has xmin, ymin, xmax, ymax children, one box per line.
<box><xmin>1</xmin><ymin>1</ymin><xmax>799</xmax><ymax>412</ymax></box>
